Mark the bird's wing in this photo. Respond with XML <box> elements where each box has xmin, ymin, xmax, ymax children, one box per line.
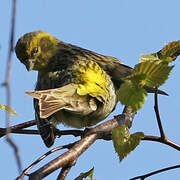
<box><xmin>25</xmin><ymin>61</ymin><xmax>114</xmax><ymax>119</ymax></box>
<box><xmin>25</xmin><ymin>83</ymin><xmax>98</xmax><ymax>119</ymax></box>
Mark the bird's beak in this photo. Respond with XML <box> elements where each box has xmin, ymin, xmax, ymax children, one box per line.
<box><xmin>24</xmin><ymin>59</ymin><xmax>35</xmax><ymax>71</ymax></box>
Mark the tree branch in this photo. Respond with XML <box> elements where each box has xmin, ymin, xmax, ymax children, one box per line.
<box><xmin>129</xmin><ymin>90</ymin><xmax>180</xmax><ymax>180</ymax></box>
<box><xmin>57</xmin><ymin>162</ymin><xmax>75</xmax><ymax>180</ymax></box>
<box><xmin>154</xmin><ymin>89</ymin><xmax>166</xmax><ymax>139</ymax></box>
<box><xmin>0</xmin><ymin>120</ymin><xmax>36</xmax><ymax>138</ymax></box>
<box><xmin>2</xmin><ymin>0</ymin><xmax>22</xmax><ymax>174</ymax></box>
<box><xmin>15</xmin><ymin>106</ymin><xmax>135</xmax><ymax>180</ymax></box>
<box><xmin>0</xmin><ymin>119</ymin><xmax>83</xmax><ymax>138</ymax></box>
<box><xmin>130</xmin><ymin>164</ymin><xmax>180</xmax><ymax>180</ymax></box>
<box><xmin>16</xmin><ymin>143</ymin><xmax>75</xmax><ymax>180</ymax></box>
<box><xmin>3</xmin><ymin>94</ymin><xmax>179</xmax><ymax>179</ymax></box>
<box><xmin>143</xmin><ymin>135</ymin><xmax>180</xmax><ymax>151</ymax></box>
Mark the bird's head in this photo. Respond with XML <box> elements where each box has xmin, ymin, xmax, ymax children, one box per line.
<box><xmin>15</xmin><ymin>31</ymin><xmax>59</xmax><ymax>71</ymax></box>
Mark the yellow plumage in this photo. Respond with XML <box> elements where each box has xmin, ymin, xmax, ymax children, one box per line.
<box><xmin>15</xmin><ymin>31</ymin><xmax>164</xmax><ymax>147</ymax></box>
<box><xmin>25</xmin><ymin>60</ymin><xmax>116</xmax><ymax>130</ymax></box>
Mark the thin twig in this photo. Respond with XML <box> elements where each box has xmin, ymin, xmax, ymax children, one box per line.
<box><xmin>10</xmin><ymin>120</ymin><xmax>36</xmax><ymax>129</ymax></box>
<box><xmin>0</xmin><ymin>128</ymin><xmax>39</xmax><ymax>137</ymax></box>
<box><xmin>55</xmin><ymin>129</ymin><xmax>83</xmax><ymax>137</ymax></box>
<box><xmin>130</xmin><ymin>164</ymin><xmax>180</xmax><ymax>180</ymax></box>
<box><xmin>130</xmin><ymin>90</ymin><xmax>180</xmax><ymax>180</ymax></box>
<box><xmin>154</xmin><ymin>89</ymin><xmax>166</xmax><ymax>139</ymax></box>
<box><xmin>143</xmin><ymin>135</ymin><xmax>180</xmax><ymax>151</ymax></box>
<box><xmin>16</xmin><ymin>143</ymin><xmax>75</xmax><ymax>180</ymax></box>
<box><xmin>3</xmin><ymin>0</ymin><xmax>22</xmax><ymax>174</ymax></box>
<box><xmin>4</xmin><ymin>0</ymin><xmax>16</xmax><ymax>127</ymax></box>
<box><xmin>57</xmin><ymin>163</ymin><xmax>74</xmax><ymax>180</ymax></box>
<box><xmin>0</xmin><ymin>120</ymin><xmax>36</xmax><ymax>138</ymax></box>
<box><xmin>0</xmin><ymin>126</ymin><xmax>83</xmax><ymax>138</ymax></box>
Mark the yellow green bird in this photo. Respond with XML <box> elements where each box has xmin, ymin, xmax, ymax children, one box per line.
<box><xmin>15</xmin><ymin>31</ymin><xmax>164</xmax><ymax>147</ymax></box>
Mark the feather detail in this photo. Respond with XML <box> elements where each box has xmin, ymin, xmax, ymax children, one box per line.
<box><xmin>25</xmin><ymin>83</ymin><xmax>99</xmax><ymax>119</ymax></box>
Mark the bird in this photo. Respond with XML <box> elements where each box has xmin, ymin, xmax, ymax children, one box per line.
<box><xmin>15</xmin><ymin>31</ymin><xmax>165</xmax><ymax>147</ymax></box>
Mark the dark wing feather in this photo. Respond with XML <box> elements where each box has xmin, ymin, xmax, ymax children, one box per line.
<box><xmin>34</xmin><ymin>98</ymin><xmax>55</xmax><ymax>147</ymax></box>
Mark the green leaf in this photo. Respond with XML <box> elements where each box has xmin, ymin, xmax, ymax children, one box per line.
<box><xmin>117</xmin><ymin>81</ymin><xmax>147</xmax><ymax>112</ymax></box>
<box><xmin>119</xmin><ymin>60</ymin><xmax>173</xmax><ymax>111</ymax></box>
<box><xmin>118</xmin><ymin>41</ymin><xmax>178</xmax><ymax>112</ymax></box>
<box><xmin>0</xmin><ymin>103</ymin><xmax>19</xmax><ymax>116</ymax></box>
<box><xmin>75</xmin><ymin>167</ymin><xmax>95</xmax><ymax>180</ymax></box>
<box><xmin>139</xmin><ymin>54</ymin><xmax>160</xmax><ymax>63</ymax></box>
<box><xmin>159</xmin><ymin>40</ymin><xmax>180</xmax><ymax>62</ymax></box>
<box><xmin>112</xmin><ymin>125</ymin><xmax>144</xmax><ymax>161</ymax></box>
<box><xmin>140</xmin><ymin>41</ymin><xmax>180</xmax><ymax>63</ymax></box>
<box><xmin>133</xmin><ymin>60</ymin><xmax>174</xmax><ymax>87</ymax></box>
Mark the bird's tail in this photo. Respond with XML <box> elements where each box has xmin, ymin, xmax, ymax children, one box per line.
<box><xmin>34</xmin><ymin>98</ymin><xmax>55</xmax><ymax>147</ymax></box>
<box><xmin>36</xmin><ymin>112</ymin><xmax>55</xmax><ymax>147</ymax></box>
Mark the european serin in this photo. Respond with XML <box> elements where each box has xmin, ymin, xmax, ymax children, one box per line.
<box><xmin>15</xmin><ymin>31</ymin><xmax>162</xmax><ymax>147</ymax></box>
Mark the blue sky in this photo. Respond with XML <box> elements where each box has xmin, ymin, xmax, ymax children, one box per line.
<box><xmin>1</xmin><ymin>0</ymin><xmax>180</xmax><ymax>180</ymax></box>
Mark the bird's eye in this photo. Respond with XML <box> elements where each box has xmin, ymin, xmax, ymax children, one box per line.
<box><xmin>33</xmin><ymin>47</ymin><xmax>38</xmax><ymax>54</ymax></box>
<box><xmin>31</xmin><ymin>47</ymin><xmax>39</xmax><ymax>57</ymax></box>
